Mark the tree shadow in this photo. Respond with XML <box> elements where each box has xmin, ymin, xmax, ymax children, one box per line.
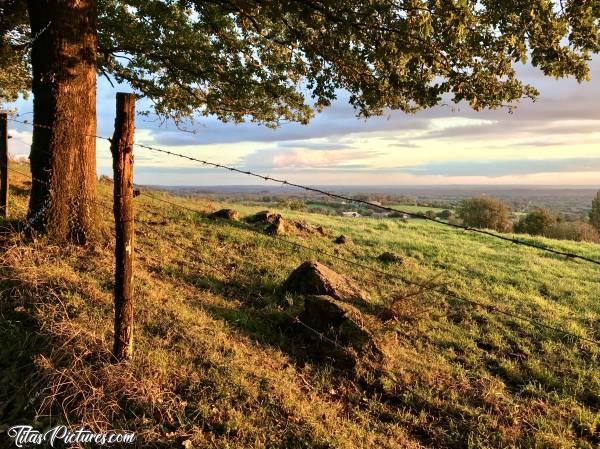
<box><xmin>9</xmin><ymin>184</ymin><xmax>31</xmax><ymax>197</ymax></box>
<box><xmin>0</xmin><ymin>277</ymin><xmax>56</xmax><ymax>447</ymax></box>
<box><xmin>0</xmin><ymin>218</ymin><xmax>21</xmax><ymax>236</ymax></box>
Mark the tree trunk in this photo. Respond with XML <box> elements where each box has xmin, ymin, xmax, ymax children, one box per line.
<box><xmin>27</xmin><ymin>0</ymin><xmax>97</xmax><ymax>243</ymax></box>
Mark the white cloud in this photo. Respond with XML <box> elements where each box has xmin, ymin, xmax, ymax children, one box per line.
<box><xmin>6</xmin><ymin>57</ymin><xmax>600</xmax><ymax>185</ymax></box>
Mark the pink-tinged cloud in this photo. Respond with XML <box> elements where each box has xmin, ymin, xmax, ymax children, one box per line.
<box><xmin>255</xmin><ymin>148</ymin><xmax>378</xmax><ymax>169</ymax></box>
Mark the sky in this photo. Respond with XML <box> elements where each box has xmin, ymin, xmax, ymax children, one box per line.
<box><xmin>6</xmin><ymin>57</ymin><xmax>600</xmax><ymax>187</ymax></box>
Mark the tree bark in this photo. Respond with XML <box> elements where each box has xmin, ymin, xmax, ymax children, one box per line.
<box><xmin>26</xmin><ymin>0</ymin><xmax>97</xmax><ymax>243</ymax></box>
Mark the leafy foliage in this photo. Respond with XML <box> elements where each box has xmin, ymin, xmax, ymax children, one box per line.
<box><xmin>436</xmin><ymin>209</ymin><xmax>453</xmax><ymax>220</ymax></box>
<box><xmin>545</xmin><ymin>221</ymin><xmax>600</xmax><ymax>243</ymax></box>
<box><xmin>278</xmin><ymin>199</ymin><xmax>307</xmax><ymax>211</ymax></box>
<box><xmin>457</xmin><ymin>196</ymin><xmax>512</xmax><ymax>232</ymax></box>
<box><xmin>3</xmin><ymin>1</ymin><xmax>600</xmax><ymax>123</ymax></box>
<box><xmin>511</xmin><ymin>208</ymin><xmax>599</xmax><ymax>243</ymax></box>
<box><xmin>590</xmin><ymin>190</ymin><xmax>600</xmax><ymax>232</ymax></box>
<box><xmin>0</xmin><ymin>0</ymin><xmax>30</xmax><ymax>105</ymax></box>
<box><xmin>514</xmin><ymin>208</ymin><xmax>558</xmax><ymax>236</ymax></box>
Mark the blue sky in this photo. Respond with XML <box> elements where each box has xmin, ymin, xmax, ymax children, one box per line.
<box><xmin>6</xmin><ymin>58</ymin><xmax>600</xmax><ymax>186</ymax></box>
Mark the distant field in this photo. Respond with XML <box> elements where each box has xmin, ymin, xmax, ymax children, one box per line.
<box><xmin>386</xmin><ymin>204</ymin><xmax>447</xmax><ymax>214</ymax></box>
<box><xmin>305</xmin><ymin>202</ymin><xmax>449</xmax><ymax>215</ymax></box>
<box><xmin>305</xmin><ymin>201</ymin><xmax>338</xmax><ymax>210</ymax></box>
<box><xmin>2</xmin><ymin>164</ymin><xmax>600</xmax><ymax>449</ymax></box>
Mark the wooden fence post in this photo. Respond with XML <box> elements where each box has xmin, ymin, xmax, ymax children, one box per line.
<box><xmin>111</xmin><ymin>93</ymin><xmax>135</xmax><ymax>361</ymax></box>
<box><xmin>0</xmin><ymin>113</ymin><xmax>8</xmax><ymax>218</ymax></box>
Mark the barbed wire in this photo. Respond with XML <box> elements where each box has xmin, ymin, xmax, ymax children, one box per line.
<box><xmin>135</xmin><ymin>188</ymin><xmax>600</xmax><ymax>347</ymax></box>
<box><xmin>6</xmin><ymin>123</ymin><xmax>600</xmax><ymax>345</ymax></box>
<box><xmin>7</xmin><ymin>117</ymin><xmax>112</xmax><ymax>142</ymax></box>
<box><xmin>7</xmin><ymin>165</ymin><xmax>600</xmax><ymax>346</ymax></box>
<box><xmin>8</xmin><ymin>21</ymin><xmax>53</xmax><ymax>51</ymax></box>
<box><xmin>292</xmin><ymin>317</ymin><xmax>355</xmax><ymax>355</ymax></box>
<box><xmin>5</xmin><ymin>161</ymin><xmax>600</xmax><ymax>430</ymax></box>
<box><xmin>130</xmin><ymin>192</ymin><xmax>600</xmax><ymax>346</ymax></box>
<box><xmin>7</xmin><ymin>116</ymin><xmax>600</xmax><ymax>266</ymax></box>
<box><xmin>136</xmin><ymin>145</ymin><xmax>600</xmax><ymax>265</ymax></box>
<box><xmin>0</xmin><ymin>167</ymin><xmax>50</xmax><ymax>237</ymax></box>
<box><xmin>135</xmin><ymin>202</ymin><xmax>351</xmax><ymax>354</ymax></box>
<box><xmin>136</xmin><ymin>190</ymin><xmax>420</xmax><ymax>285</ymax></box>
<box><xmin>5</xmin><ymin>166</ymin><xmax>233</xmax><ymax>282</ymax></box>
<box><xmin>135</xmin><ymin>218</ymin><xmax>232</xmax><ymax>278</ymax></box>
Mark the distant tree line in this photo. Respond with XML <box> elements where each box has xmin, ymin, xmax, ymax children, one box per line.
<box><xmin>216</xmin><ymin>190</ymin><xmax>600</xmax><ymax>245</ymax></box>
<box><xmin>456</xmin><ymin>194</ymin><xmax>600</xmax><ymax>244</ymax></box>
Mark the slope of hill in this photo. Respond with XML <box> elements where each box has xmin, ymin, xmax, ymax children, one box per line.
<box><xmin>1</xmin><ymin>163</ymin><xmax>600</xmax><ymax>449</ymax></box>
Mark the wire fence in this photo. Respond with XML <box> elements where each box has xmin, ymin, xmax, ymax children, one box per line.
<box><xmin>5</xmin><ymin>164</ymin><xmax>600</xmax><ymax>347</ymax></box>
<box><xmin>134</xmin><ymin>186</ymin><xmax>600</xmax><ymax>347</ymax></box>
<box><xmin>8</xmin><ymin>116</ymin><xmax>600</xmax><ymax>267</ymax></box>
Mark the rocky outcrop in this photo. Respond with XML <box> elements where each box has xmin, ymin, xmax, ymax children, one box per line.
<box><xmin>247</xmin><ymin>210</ymin><xmax>278</xmax><ymax>224</ymax></box>
<box><xmin>298</xmin><ymin>295</ymin><xmax>383</xmax><ymax>363</ymax></box>
<box><xmin>249</xmin><ymin>211</ymin><xmax>328</xmax><ymax>237</ymax></box>
<box><xmin>209</xmin><ymin>209</ymin><xmax>240</xmax><ymax>221</ymax></box>
<box><xmin>283</xmin><ymin>261</ymin><xmax>368</xmax><ymax>301</ymax></box>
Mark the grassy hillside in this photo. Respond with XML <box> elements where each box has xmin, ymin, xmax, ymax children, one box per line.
<box><xmin>1</xmin><ymin>162</ymin><xmax>600</xmax><ymax>449</ymax></box>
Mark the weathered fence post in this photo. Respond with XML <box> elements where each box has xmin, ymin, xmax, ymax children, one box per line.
<box><xmin>0</xmin><ymin>113</ymin><xmax>8</xmax><ymax>218</ymax></box>
<box><xmin>111</xmin><ymin>93</ymin><xmax>135</xmax><ymax>361</ymax></box>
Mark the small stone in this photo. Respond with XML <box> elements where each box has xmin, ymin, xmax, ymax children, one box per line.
<box><xmin>377</xmin><ymin>252</ymin><xmax>403</xmax><ymax>264</ymax></box>
<box><xmin>209</xmin><ymin>208</ymin><xmax>240</xmax><ymax>221</ymax></box>
<box><xmin>247</xmin><ymin>210</ymin><xmax>278</xmax><ymax>224</ymax></box>
<box><xmin>334</xmin><ymin>235</ymin><xmax>350</xmax><ymax>244</ymax></box>
<box><xmin>248</xmin><ymin>211</ymin><xmax>328</xmax><ymax>237</ymax></box>
<box><xmin>265</xmin><ymin>215</ymin><xmax>289</xmax><ymax>235</ymax></box>
<box><xmin>293</xmin><ymin>221</ymin><xmax>322</xmax><ymax>235</ymax></box>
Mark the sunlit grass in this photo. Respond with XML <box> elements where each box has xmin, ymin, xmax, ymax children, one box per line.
<box><xmin>1</xmin><ymin>162</ymin><xmax>599</xmax><ymax>449</ymax></box>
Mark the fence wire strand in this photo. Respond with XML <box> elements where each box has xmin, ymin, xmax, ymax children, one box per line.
<box><xmin>5</xmin><ymin>123</ymin><xmax>600</xmax><ymax>347</ymax></box>
<box><xmin>133</xmin><ymin>185</ymin><xmax>600</xmax><ymax>347</ymax></box>
<box><xmin>7</xmin><ymin>116</ymin><xmax>600</xmax><ymax>267</ymax></box>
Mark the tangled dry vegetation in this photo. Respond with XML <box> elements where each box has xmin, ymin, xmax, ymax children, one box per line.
<box><xmin>2</xmin><ymin>164</ymin><xmax>600</xmax><ymax>448</ymax></box>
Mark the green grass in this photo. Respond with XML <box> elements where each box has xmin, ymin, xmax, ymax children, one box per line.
<box><xmin>387</xmin><ymin>204</ymin><xmax>448</xmax><ymax>214</ymax></box>
<box><xmin>1</xmin><ymin>163</ymin><xmax>600</xmax><ymax>448</ymax></box>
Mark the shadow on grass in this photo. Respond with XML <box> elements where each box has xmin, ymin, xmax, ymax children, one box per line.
<box><xmin>0</xmin><ymin>276</ymin><xmax>57</xmax><ymax>449</ymax></box>
<box><xmin>0</xmin><ymin>217</ymin><xmax>23</xmax><ymax>234</ymax></box>
<box><xmin>0</xmin><ymin>235</ymin><xmax>43</xmax><ymax>417</ymax></box>
<box><xmin>168</xmin><ymin>269</ymin><xmax>483</xmax><ymax>448</ymax></box>
<box><xmin>9</xmin><ymin>184</ymin><xmax>31</xmax><ymax>197</ymax></box>
<box><xmin>161</xmin><ymin>259</ymin><xmax>600</xmax><ymax>449</ymax></box>
<box><xmin>0</xmin><ymin>293</ymin><xmax>48</xmax><ymax>422</ymax></box>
